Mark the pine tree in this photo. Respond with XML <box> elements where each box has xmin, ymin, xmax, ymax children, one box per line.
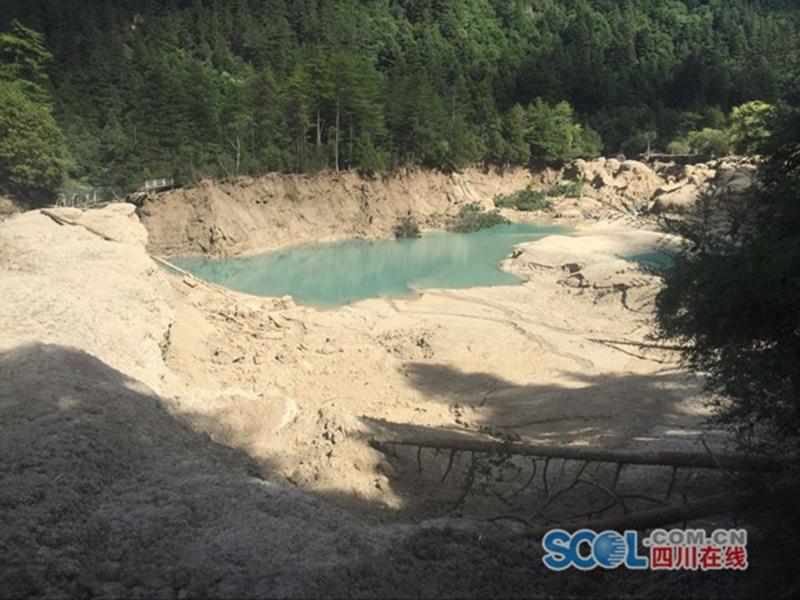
<box><xmin>0</xmin><ymin>20</ymin><xmax>68</xmax><ymax>202</ymax></box>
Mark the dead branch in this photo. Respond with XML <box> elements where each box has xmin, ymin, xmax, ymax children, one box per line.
<box><xmin>504</xmin><ymin>491</ymin><xmax>757</xmax><ymax>541</ymax></box>
<box><xmin>665</xmin><ymin>466</ymin><xmax>678</xmax><ymax>499</ymax></box>
<box><xmin>542</xmin><ymin>458</ymin><xmax>551</xmax><ymax>496</ymax></box>
<box><xmin>488</xmin><ymin>515</ymin><xmax>535</xmax><ymax>530</ymax></box>
<box><xmin>586</xmin><ymin>338</ymin><xmax>688</xmax><ymax>351</ymax></box>
<box><xmin>510</xmin><ymin>458</ymin><xmax>537</xmax><ymax>497</ymax></box>
<box><xmin>455</xmin><ymin>451</ymin><xmax>478</xmax><ymax>508</ymax></box>
<box><xmin>611</xmin><ymin>462</ymin><xmax>624</xmax><ymax>490</ymax></box>
<box><xmin>575</xmin><ymin>477</ymin><xmax>629</xmax><ymax>514</ymax></box>
<box><xmin>441</xmin><ymin>449</ymin><xmax>457</xmax><ymax>483</ymax></box>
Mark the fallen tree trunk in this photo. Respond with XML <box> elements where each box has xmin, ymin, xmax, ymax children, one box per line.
<box><xmin>505</xmin><ymin>491</ymin><xmax>757</xmax><ymax>540</ymax></box>
<box><xmin>370</xmin><ymin>437</ymin><xmax>783</xmax><ymax>472</ymax></box>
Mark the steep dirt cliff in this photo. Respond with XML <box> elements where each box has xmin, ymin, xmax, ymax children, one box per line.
<box><xmin>139</xmin><ymin>167</ymin><xmax>535</xmax><ymax>258</ymax></box>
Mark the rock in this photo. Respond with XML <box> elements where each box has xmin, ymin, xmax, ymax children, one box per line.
<box><xmin>562</xmin><ymin>159</ymin><xmax>587</xmax><ymax>181</ymax></box>
<box><xmin>43</xmin><ymin>203</ymin><xmax>149</xmax><ymax>247</ymax></box>
<box><xmin>555</xmin><ymin>207</ymin><xmax>583</xmax><ymax>219</ymax></box>
<box><xmin>717</xmin><ymin>164</ymin><xmax>756</xmax><ymax>194</ymax></box>
<box><xmin>576</xmin><ymin>197</ymin><xmax>603</xmax><ymax>213</ymax></box>
<box><xmin>604</xmin><ymin>158</ymin><xmax>621</xmax><ymax>173</ymax></box>
<box><xmin>649</xmin><ymin>183</ymin><xmax>705</xmax><ymax>214</ymax></box>
<box><xmin>560</xmin><ymin>157</ymin><xmax>665</xmax><ymax>213</ymax></box>
<box><xmin>619</xmin><ymin>159</ymin><xmax>651</xmax><ymax>174</ymax></box>
<box><xmin>652</xmin><ymin>161</ymin><xmax>682</xmax><ymax>181</ymax></box>
<box><xmin>0</xmin><ymin>209</ymin><xmax>174</xmax><ymax>392</ymax></box>
<box><xmin>591</xmin><ymin>170</ymin><xmax>616</xmax><ymax>188</ymax></box>
<box><xmin>0</xmin><ymin>195</ymin><xmax>24</xmax><ymax>220</ymax></box>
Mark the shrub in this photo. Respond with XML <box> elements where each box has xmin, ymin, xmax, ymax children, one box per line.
<box><xmin>666</xmin><ymin>139</ymin><xmax>692</xmax><ymax>154</ymax></box>
<box><xmin>394</xmin><ymin>216</ymin><xmax>421</xmax><ymax>239</ymax></box>
<box><xmin>728</xmin><ymin>101</ymin><xmax>775</xmax><ymax>154</ymax></box>
<box><xmin>685</xmin><ymin>128</ymin><xmax>732</xmax><ymax>156</ymax></box>
<box><xmin>546</xmin><ymin>181</ymin><xmax>584</xmax><ymax>198</ymax></box>
<box><xmin>448</xmin><ymin>202</ymin><xmax>510</xmax><ymax>233</ymax></box>
<box><xmin>656</xmin><ymin>105</ymin><xmax>800</xmax><ymax>459</ymax></box>
<box><xmin>494</xmin><ymin>186</ymin><xmax>551</xmax><ymax>211</ymax></box>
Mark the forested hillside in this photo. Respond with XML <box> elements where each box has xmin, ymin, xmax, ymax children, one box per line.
<box><xmin>1</xmin><ymin>0</ymin><xmax>798</xmax><ymax>198</ymax></box>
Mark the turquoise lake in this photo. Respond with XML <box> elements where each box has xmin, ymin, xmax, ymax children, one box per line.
<box><xmin>173</xmin><ymin>223</ymin><xmax>567</xmax><ymax>307</ymax></box>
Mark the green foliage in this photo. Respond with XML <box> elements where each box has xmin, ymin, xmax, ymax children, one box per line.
<box><xmin>0</xmin><ymin>20</ymin><xmax>52</xmax><ymax>102</ymax></box>
<box><xmin>546</xmin><ymin>181</ymin><xmax>584</xmax><ymax>199</ymax></box>
<box><xmin>0</xmin><ymin>81</ymin><xmax>68</xmax><ymax>199</ymax></box>
<box><xmin>728</xmin><ymin>101</ymin><xmax>775</xmax><ymax>154</ymax></box>
<box><xmin>494</xmin><ymin>187</ymin><xmax>551</xmax><ymax>212</ymax></box>
<box><xmin>0</xmin><ymin>21</ymin><xmax>67</xmax><ymax>201</ymax></box>
<box><xmin>526</xmin><ymin>99</ymin><xmax>602</xmax><ymax>164</ymax></box>
<box><xmin>656</xmin><ymin>104</ymin><xmax>800</xmax><ymax>457</ymax></box>
<box><xmin>448</xmin><ymin>202</ymin><xmax>510</xmax><ymax>233</ymax></box>
<box><xmin>668</xmin><ymin>102</ymin><xmax>776</xmax><ymax>157</ymax></box>
<box><xmin>666</xmin><ymin>139</ymin><xmax>692</xmax><ymax>155</ymax></box>
<box><xmin>0</xmin><ymin>1</ymin><xmax>798</xmax><ymax>192</ymax></box>
<box><xmin>684</xmin><ymin>128</ymin><xmax>733</xmax><ymax>156</ymax></box>
<box><xmin>393</xmin><ymin>216</ymin><xmax>421</xmax><ymax>239</ymax></box>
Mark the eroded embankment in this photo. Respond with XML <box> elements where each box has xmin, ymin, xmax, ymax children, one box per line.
<box><xmin>139</xmin><ymin>167</ymin><xmax>535</xmax><ymax>257</ymax></box>
<box><xmin>138</xmin><ymin>157</ymin><xmax>756</xmax><ymax>260</ymax></box>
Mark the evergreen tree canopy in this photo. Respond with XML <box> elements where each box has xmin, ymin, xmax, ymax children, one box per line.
<box><xmin>0</xmin><ymin>19</ymin><xmax>67</xmax><ymax>201</ymax></box>
<box><xmin>0</xmin><ymin>1</ymin><xmax>798</xmax><ymax>195</ymax></box>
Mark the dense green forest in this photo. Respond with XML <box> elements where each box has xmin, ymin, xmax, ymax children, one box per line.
<box><xmin>1</xmin><ymin>0</ymin><xmax>799</xmax><ymax>199</ymax></box>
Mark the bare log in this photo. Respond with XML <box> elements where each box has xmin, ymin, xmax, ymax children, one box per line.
<box><xmin>151</xmin><ymin>256</ymin><xmax>240</xmax><ymax>300</ymax></box>
<box><xmin>369</xmin><ymin>437</ymin><xmax>782</xmax><ymax>472</ymax></box>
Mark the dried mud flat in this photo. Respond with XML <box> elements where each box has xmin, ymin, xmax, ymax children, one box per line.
<box><xmin>1</xmin><ymin>171</ymin><xmax>796</xmax><ymax>598</ymax></box>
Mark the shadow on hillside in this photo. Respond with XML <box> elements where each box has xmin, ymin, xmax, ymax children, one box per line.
<box><xmin>2</xmin><ymin>344</ymin><xmax>797</xmax><ymax>599</ymax></box>
<box><xmin>339</xmin><ymin>362</ymin><xmax>714</xmax><ymax>524</ymax></box>
<box><xmin>400</xmin><ymin>362</ymin><xmax>701</xmax><ymax>448</ymax></box>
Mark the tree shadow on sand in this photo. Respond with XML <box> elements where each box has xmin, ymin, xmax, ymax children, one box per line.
<box><xmin>399</xmin><ymin>362</ymin><xmax>709</xmax><ymax>449</ymax></box>
<box><xmin>0</xmin><ymin>343</ymin><xmax>552</xmax><ymax>598</ymax></box>
<box><xmin>354</xmin><ymin>363</ymin><xmax>723</xmax><ymax>525</ymax></box>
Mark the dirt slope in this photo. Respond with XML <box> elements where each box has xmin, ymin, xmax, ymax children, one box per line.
<box><xmin>0</xmin><ymin>343</ymin><xmax>542</xmax><ymax>598</ymax></box>
<box><xmin>138</xmin><ymin>158</ymin><xmax>749</xmax><ymax>260</ymax></box>
<box><xmin>0</xmin><ymin>206</ymin><xmax>173</xmax><ymax>392</ymax></box>
<box><xmin>139</xmin><ymin>167</ymin><xmax>535</xmax><ymax>258</ymax></box>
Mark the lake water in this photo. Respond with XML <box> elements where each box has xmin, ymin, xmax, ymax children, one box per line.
<box><xmin>173</xmin><ymin>223</ymin><xmax>567</xmax><ymax>307</ymax></box>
